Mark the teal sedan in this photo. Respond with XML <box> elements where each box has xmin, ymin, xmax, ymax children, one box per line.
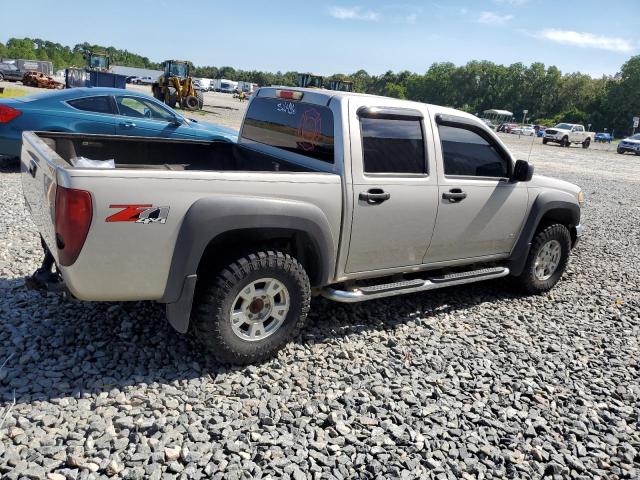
<box><xmin>0</xmin><ymin>87</ymin><xmax>238</xmax><ymax>158</ymax></box>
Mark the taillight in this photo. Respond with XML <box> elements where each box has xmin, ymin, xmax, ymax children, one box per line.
<box><xmin>0</xmin><ymin>105</ymin><xmax>22</xmax><ymax>123</ymax></box>
<box><xmin>55</xmin><ymin>186</ymin><xmax>92</xmax><ymax>266</ymax></box>
<box><xmin>276</xmin><ymin>89</ymin><xmax>303</xmax><ymax>100</ymax></box>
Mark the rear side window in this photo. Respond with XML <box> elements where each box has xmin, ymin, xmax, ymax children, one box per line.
<box><xmin>439</xmin><ymin>125</ymin><xmax>508</xmax><ymax>178</ymax></box>
<box><xmin>241</xmin><ymin>97</ymin><xmax>334</xmax><ymax>163</ymax></box>
<box><xmin>360</xmin><ymin>117</ymin><xmax>426</xmax><ymax>174</ymax></box>
<box><xmin>67</xmin><ymin>96</ymin><xmax>113</xmax><ymax>114</ymax></box>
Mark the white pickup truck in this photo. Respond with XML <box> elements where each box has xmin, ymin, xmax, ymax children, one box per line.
<box><xmin>21</xmin><ymin>87</ymin><xmax>585</xmax><ymax>364</ymax></box>
<box><xmin>543</xmin><ymin>123</ymin><xmax>595</xmax><ymax>148</ymax></box>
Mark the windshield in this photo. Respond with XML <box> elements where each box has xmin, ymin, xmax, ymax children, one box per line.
<box><xmin>89</xmin><ymin>56</ymin><xmax>108</xmax><ymax>69</ymax></box>
<box><xmin>630</xmin><ymin>134</ymin><xmax>640</xmax><ymax>140</ymax></box>
<box><xmin>168</xmin><ymin>62</ymin><xmax>188</xmax><ymax>78</ymax></box>
<box><xmin>554</xmin><ymin>123</ymin><xmax>573</xmax><ymax>130</ymax></box>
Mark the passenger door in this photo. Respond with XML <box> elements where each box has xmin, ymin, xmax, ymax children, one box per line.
<box><xmin>345</xmin><ymin>100</ymin><xmax>440</xmax><ymax>273</ymax></box>
<box><xmin>424</xmin><ymin>114</ymin><xmax>527</xmax><ymax>264</ymax></box>
<box><xmin>114</xmin><ymin>95</ymin><xmax>190</xmax><ymax>138</ymax></box>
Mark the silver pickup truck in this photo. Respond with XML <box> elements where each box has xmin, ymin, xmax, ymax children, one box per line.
<box><xmin>21</xmin><ymin>87</ymin><xmax>585</xmax><ymax>364</ymax></box>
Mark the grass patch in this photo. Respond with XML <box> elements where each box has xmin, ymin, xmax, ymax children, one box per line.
<box><xmin>0</xmin><ymin>87</ymin><xmax>29</xmax><ymax>99</ymax></box>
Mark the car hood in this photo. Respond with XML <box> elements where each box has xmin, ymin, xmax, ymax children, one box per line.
<box><xmin>184</xmin><ymin>118</ymin><xmax>239</xmax><ymax>142</ymax></box>
<box><xmin>621</xmin><ymin>138</ymin><xmax>640</xmax><ymax>144</ymax></box>
<box><xmin>528</xmin><ymin>174</ymin><xmax>581</xmax><ymax>196</ymax></box>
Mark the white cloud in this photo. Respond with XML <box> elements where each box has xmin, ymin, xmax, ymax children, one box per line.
<box><xmin>478</xmin><ymin>11</ymin><xmax>513</xmax><ymax>25</ymax></box>
<box><xmin>329</xmin><ymin>6</ymin><xmax>380</xmax><ymax>21</ymax></box>
<box><xmin>535</xmin><ymin>29</ymin><xmax>633</xmax><ymax>53</ymax></box>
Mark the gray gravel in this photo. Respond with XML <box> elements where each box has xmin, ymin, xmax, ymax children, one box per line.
<box><xmin>1</xmin><ymin>135</ymin><xmax>639</xmax><ymax>479</ymax></box>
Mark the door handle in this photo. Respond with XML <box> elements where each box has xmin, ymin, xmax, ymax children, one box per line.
<box><xmin>119</xmin><ymin>121</ymin><xmax>136</xmax><ymax>128</ymax></box>
<box><xmin>359</xmin><ymin>188</ymin><xmax>391</xmax><ymax>204</ymax></box>
<box><xmin>442</xmin><ymin>188</ymin><xmax>467</xmax><ymax>203</ymax></box>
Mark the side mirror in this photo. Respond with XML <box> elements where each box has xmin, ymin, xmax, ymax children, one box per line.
<box><xmin>170</xmin><ymin>115</ymin><xmax>183</xmax><ymax>126</ymax></box>
<box><xmin>512</xmin><ymin>159</ymin><xmax>534</xmax><ymax>182</ymax></box>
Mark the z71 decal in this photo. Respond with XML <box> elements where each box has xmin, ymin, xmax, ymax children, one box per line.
<box><xmin>106</xmin><ymin>204</ymin><xmax>170</xmax><ymax>224</ymax></box>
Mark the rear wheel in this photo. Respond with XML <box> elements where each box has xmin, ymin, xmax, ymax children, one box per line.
<box><xmin>582</xmin><ymin>137</ymin><xmax>590</xmax><ymax>149</ymax></box>
<box><xmin>196</xmin><ymin>90</ymin><xmax>204</xmax><ymax>109</ymax></box>
<box><xmin>192</xmin><ymin>251</ymin><xmax>311</xmax><ymax>364</ymax></box>
<box><xmin>513</xmin><ymin>224</ymin><xmax>571</xmax><ymax>294</ymax></box>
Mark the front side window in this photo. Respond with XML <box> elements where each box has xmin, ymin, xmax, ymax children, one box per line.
<box><xmin>67</xmin><ymin>96</ymin><xmax>113</xmax><ymax>114</ymax></box>
<box><xmin>439</xmin><ymin>125</ymin><xmax>508</xmax><ymax>178</ymax></box>
<box><xmin>360</xmin><ymin>117</ymin><xmax>426</xmax><ymax>174</ymax></box>
<box><xmin>116</xmin><ymin>96</ymin><xmax>175</xmax><ymax>121</ymax></box>
<box><xmin>242</xmin><ymin>97</ymin><xmax>335</xmax><ymax>163</ymax></box>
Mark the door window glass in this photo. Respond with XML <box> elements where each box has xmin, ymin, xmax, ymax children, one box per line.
<box><xmin>360</xmin><ymin>117</ymin><xmax>426</xmax><ymax>174</ymax></box>
<box><xmin>439</xmin><ymin>125</ymin><xmax>508</xmax><ymax>177</ymax></box>
<box><xmin>116</xmin><ymin>96</ymin><xmax>175</xmax><ymax>121</ymax></box>
<box><xmin>67</xmin><ymin>96</ymin><xmax>113</xmax><ymax>114</ymax></box>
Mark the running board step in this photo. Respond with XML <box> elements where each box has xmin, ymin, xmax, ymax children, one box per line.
<box><xmin>321</xmin><ymin>267</ymin><xmax>510</xmax><ymax>303</ymax></box>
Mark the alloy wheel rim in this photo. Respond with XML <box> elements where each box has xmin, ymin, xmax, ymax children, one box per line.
<box><xmin>534</xmin><ymin>240</ymin><xmax>562</xmax><ymax>281</ymax></box>
<box><xmin>230</xmin><ymin>278</ymin><xmax>290</xmax><ymax>342</ymax></box>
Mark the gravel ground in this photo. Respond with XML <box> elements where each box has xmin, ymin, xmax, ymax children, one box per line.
<box><xmin>1</xmin><ymin>115</ymin><xmax>639</xmax><ymax>479</ymax></box>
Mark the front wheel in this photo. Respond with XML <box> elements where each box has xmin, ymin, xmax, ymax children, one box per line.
<box><xmin>0</xmin><ymin>73</ymin><xmax>4</xmax><ymax>81</ymax></box>
<box><xmin>617</xmin><ymin>148</ymin><xmax>624</xmax><ymax>154</ymax></box>
<box><xmin>582</xmin><ymin>137</ymin><xmax>590</xmax><ymax>149</ymax></box>
<box><xmin>192</xmin><ymin>251</ymin><xmax>311</xmax><ymax>364</ymax></box>
<box><xmin>513</xmin><ymin>224</ymin><xmax>571</xmax><ymax>294</ymax></box>
<box><xmin>561</xmin><ymin>137</ymin><xmax>570</xmax><ymax>147</ymax></box>
<box><xmin>542</xmin><ymin>138</ymin><xmax>548</xmax><ymax>145</ymax></box>
<box><xmin>196</xmin><ymin>90</ymin><xmax>204</xmax><ymax>109</ymax></box>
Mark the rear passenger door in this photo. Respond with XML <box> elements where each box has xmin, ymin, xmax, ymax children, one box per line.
<box><xmin>345</xmin><ymin>99</ymin><xmax>439</xmax><ymax>273</ymax></box>
<box><xmin>424</xmin><ymin>113</ymin><xmax>527</xmax><ymax>264</ymax></box>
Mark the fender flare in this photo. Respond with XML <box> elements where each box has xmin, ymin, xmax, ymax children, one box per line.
<box><xmin>162</xmin><ymin>195</ymin><xmax>336</xmax><ymax>332</ymax></box>
<box><xmin>508</xmin><ymin>191</ymin><xmax>580</xmax><ymax>276</ymax></box>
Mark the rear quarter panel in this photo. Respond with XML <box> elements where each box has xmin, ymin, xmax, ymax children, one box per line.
<box><xmin>58</xmin><ymin>169</ymin><xmax>342</xmax><ymax>301</ymax></box>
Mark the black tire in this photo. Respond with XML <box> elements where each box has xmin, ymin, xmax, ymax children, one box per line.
<box><xmin>0</xmin><ymin>73</ymin><xmax>4</xmax><ymax>81</ymax></box>
<box><xmin>542</xmin><ymin>138</ymin><xmax>548</xmax><ymax>145</ymax></box>
<box><xmin>561</xmin><ymin>136</ymin><xmax>569</xmax><ymax>147</ymax></box>
<box><xmin>165</xmin><ymin>87</ymin><xmax>178</xmax><ymax>109</ymax></box>
<box><xmin>192</xmin><ymin>250</ymin><xmax>311</xmax><ymax>365</ymax></box>
<box><xmin>582</xmin><ymin>137</ymin><xmax>590</xmax><ymax>149</ymax></box>
<box><xmin>196</xmin><ymin>90</ymin><xmax>204</xmax><ymax>109</ymax></box>
<box><xmin>184</xmin><ymin>95</ymin><xmax>199</xmax><ymax>111</ymax></box>
<box><xmin>617</xmin><ymin>148</ymin><xmax>624</xmax><ymax>154</ymax></box>
<box><xmin>513</xmin><ymin>224</ymin><xmax>572</xmax><ymax>294</ymax></box>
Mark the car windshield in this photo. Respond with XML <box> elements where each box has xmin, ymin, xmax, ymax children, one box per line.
<box><xmin>630</xmin><ymin>134</ymin><xmax>640</xmax><ymax>140</ymax></box>
<box><xmin>554</xmin><ymin>123</ymin><xmax>573</xmax><ymax>130</ymax></box>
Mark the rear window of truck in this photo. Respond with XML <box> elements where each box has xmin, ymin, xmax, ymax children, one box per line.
<box><xmin>241</xmin><ymin>97</ymin><xmax>335</xmax><ymax>163</ymax></box>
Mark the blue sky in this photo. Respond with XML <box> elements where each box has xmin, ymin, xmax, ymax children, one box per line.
<box><xmin>3</xmin><ymin>0</ymin><xmax>638</xmax><ymax>77</ymax></box>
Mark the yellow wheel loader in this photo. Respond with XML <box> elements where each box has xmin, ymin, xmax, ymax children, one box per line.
<box><xmin>151</xmin><ymin>60</ymin><xmax>203</xmax><ymax>111</ymax></box>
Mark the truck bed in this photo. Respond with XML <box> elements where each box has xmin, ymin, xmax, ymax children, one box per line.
<box><xmin>36</xmin><ymin>131</ymin><xmax>314</xmax><ymax>172</ymax></box>
<box><xmin>21</xmin><ymin>131</ymin><xmax>342</xmax><ymax>302</ymax></box>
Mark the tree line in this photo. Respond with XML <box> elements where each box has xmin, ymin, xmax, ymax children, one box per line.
<box><xmin>1</xmin><ymin>37</ymin><xmax>638</xmax><ymax>137</ymax></box>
